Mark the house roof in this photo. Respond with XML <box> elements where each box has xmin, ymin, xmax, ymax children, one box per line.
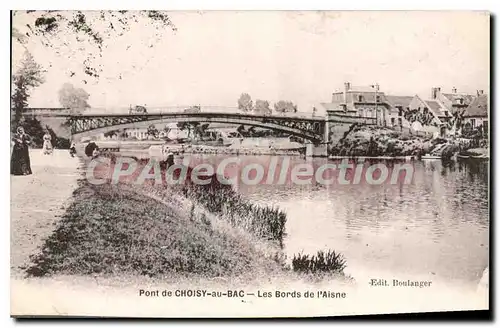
<box><xmin>385</xmin><ymin>95</ymin><xmax>413</xmax><ymax>108</ymax></box>
<box><xmin>319</xmin><ymin>102</ymin><xmax>357</xmax><ymax>112</ymax></box>
<box><xmin>464</xmin><ymin>94</ymin><xmax>488</xmax><ymax>117</ymax></box>
<box><xmin>441</xmin><ymin>93</ymin><xmax>475</xmax><ymax>106</ymax></box>
<box><xmin>424</xmin><ymin>99</ymin><xmax>449</xmax><ymax>117</ymax></box>
<box><xmin>426</xmin><ymin>100</ymin><xmax>442</xmax><ymax>112</ymax></box>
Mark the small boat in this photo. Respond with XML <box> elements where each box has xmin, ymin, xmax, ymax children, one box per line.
<box><xmin>421</xmin><ymin>154</ymin><xmax>441</xmax><ymax>160</ymax></box>
<box><xmin>457</xmin><ymin>153</ymin><xmax>489</xmax><ymax>160</ymax></box>
<box><xmin>471</xmin><ymin>155</ymin><xmax>489</xmax><ymax>160</ymax></box>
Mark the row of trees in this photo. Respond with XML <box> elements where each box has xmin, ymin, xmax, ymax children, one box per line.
<box><xmin>237</xmin><ymin>93</ymin><xmax>298</xmax><ymax>115</ymax></box>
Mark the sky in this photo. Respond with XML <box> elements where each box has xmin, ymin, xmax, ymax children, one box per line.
<box><xmin>12</xmin><ymin>11</ymin><xmax>490</xmax><ymax>112</ymax></box>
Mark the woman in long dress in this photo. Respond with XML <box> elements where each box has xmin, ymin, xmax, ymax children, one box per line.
<box><xmin>10</xmin><ymin>126</ymin><xmax>32</xmax><ymax>176</ymax></box>
<box><xmin>42</xmin><ymin>130</ymin><xmax>53</xmax><ymax>155</ymax></box>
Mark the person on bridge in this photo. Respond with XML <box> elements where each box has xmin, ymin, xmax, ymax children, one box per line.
<box><xmin>42</xmin><ymin>130</ymin><xmax>53</xmax><ymax>155</ymax></box>
<box><xmin>10</xmin><ymin>126</ymin><xmax>32</xmax><ymax>176</ymax></box>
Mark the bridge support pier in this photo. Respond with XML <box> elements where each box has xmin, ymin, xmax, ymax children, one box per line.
<box><xmin>305</xmin><ymin>142</ymin><xmax>328</xmax><ymax>157</ymax></box>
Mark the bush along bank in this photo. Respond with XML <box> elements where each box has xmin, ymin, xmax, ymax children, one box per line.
<box><xmin>24</xmin><ymin>157</ymin><xmax>351</xmax><ymax>282</ymax></box>
<box><xmin>329</xmin><ymin>125</ymin><xmax>460</xmax><ymax>160</ymax></box>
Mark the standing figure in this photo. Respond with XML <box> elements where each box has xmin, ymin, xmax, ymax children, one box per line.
<box><xmin>69</xmin><ymin>142</ymin><xmax>77</xmax><ymax>157</ymax></box>
<box><xmin>165</xmin><ymin>152</ymin><xmax>175</xmax><ymax>168</ymax></box>
<box><xmin>10</xmin><ymin>126</ymin><xmax>32</xmax><ymax>176</ymax></box>
<box><xmin>42</xmin><ymin>130</ymin><xmax>53</xmax><ymax>155</ymax></box>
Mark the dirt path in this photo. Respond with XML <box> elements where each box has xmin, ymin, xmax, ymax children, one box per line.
<box><xmin>10</xmin><ymin>149</ymin><xmax>82</xmax><ymax>278</ymax></box>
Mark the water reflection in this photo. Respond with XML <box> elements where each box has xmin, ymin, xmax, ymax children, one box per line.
<box><xmin>234</xmin><ymin>156</ymin><xmax>489</xmax><ymax>285</ymax></box>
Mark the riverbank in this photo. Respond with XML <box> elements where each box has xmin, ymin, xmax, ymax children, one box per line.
<box><xmin>329</xmin><ymin>125</ymin><xmax>464</xmax><ymax>159</ymax></box>
<box><xmin>12</xmin><ymin>151</ymin><xmax>350</xmax><ymax>278</ymax></box>
<box><xmin>24</xmin><ymin>178</ymin><xmax>285</xmax><ymax>278</ymax></box>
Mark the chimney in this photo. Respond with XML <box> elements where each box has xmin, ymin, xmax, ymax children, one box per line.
<box><xmin>431</xmin><ymin>87</ymin><xmax>441</xmax><ymax>99</ymax></box>
<box><xmin>477</xmin><ymin>90</ymin><xmax>484</xmax><ymax>96</ymax></box>
<box><xmin>452</xmin><ymin>87</ymin><xmax>457</xmax><ymax>93</ymax></box>
<box><xmin>343</xmin><ymin>82</ymin><xmax>350</xmax><ymax>104</ymax></box>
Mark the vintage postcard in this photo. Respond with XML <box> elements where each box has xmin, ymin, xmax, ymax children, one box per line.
<box><xmin>10</xmin><ymin>10</ymin><xmax>490</xmax><ymax>318</ymax></box>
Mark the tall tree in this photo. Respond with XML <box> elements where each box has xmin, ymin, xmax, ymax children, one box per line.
<box><xmin>237</xmin><ymin>93</ymin><xmax>253</xmax><ymax>112</ymax></box>
<box><xmin>254</xmin><ymin>99</ymin><xmax>271</xmax><ymax>115</ymax></box>
<box><xmin>58</xmin><ymin>83</ymin><xmax>91</xmax><ymax>111</ymax></box>
<box><xmin>274</xmin><ymin>100</ymin><xmax>298</xmax><ymax>114</ymax></box>
<box><xmin>11</xmin><ymin>50</ymin><xmax>45</xmax><ymax>125</ymax></box>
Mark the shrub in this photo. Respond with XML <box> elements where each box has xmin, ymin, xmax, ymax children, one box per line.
<box><xmin>292</xmin><ymin>250</ymin><xmax>346</xmax><ymax>275</ymax></box>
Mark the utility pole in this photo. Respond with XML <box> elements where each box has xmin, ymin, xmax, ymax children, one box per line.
<box><xmin>371</xmin><ymin>83</ymin><xmax>380</xmax><ymax>126</ymax></box>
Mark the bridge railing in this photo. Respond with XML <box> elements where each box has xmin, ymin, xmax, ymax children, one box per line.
<box><xmin>21</xmin><ymin>107</ymin><xmax>324</xmax><ymax>119</ymax></box>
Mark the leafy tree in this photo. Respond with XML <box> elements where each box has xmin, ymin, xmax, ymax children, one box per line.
<box><xmin>194</xmin><ymin>123</ymin><xmax>210</xmax><ymax>139</ymax></box>
<box><xmin>104</xmin><ymin>129</ymin><xmax>118</xmax><ymax>138</ymax></box>
<box><xmin>11</xmin><ymin>50</ymin><xmax>45</xmax><ymax>126</ymax></box>
<box><xmin>254</xmin><ymin>99</ymin><xmax>271</xmax><ymax>115</ymax></box>
<box><xmin>58</xmin><ymin>83</ymin><xmax>91</xmax><ymax>111</ymax></box>
<box><xmin>176</xmin><ymin>106</ymin><xmax>204</xmax><ymax>139</ymax></box>
<box><xmin>190</xmin><ymin>122</ymin><xmax>201</xmax><ymax>139</ymax></box>
<box><xmin>184</xmin><ymin>105</ymin><xmax>201</xmax><ymax>114</ymax></box>
<box><xmin>12</xmin><ymin>10</ymin><xmax>176</xmax><ymax>83</ymax></box>
<box><xmin>274</xmin><ymin>100</ymin><xmax>298</xmax><ymax>114</ymax></box>
<box><xmin>236</xmin><ymin>125</ymin><xmax>248</xmax><ymax>137</ymax></box>
<box><xmin>237</xmin><ymin>93</ymin><xmax>253</xmax><ymax>112</ymax></box>
<box><xmin>146</xmin><ymin>124</ymin><xmax>159</xmax><ymax>139</ymax></box>
<box><xmin>177</xmin><ymin>121</ymin><xmax>194</xmax><ymax>138</ymax></box>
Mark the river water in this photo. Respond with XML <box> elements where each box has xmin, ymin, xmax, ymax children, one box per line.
<box><xmin>180</xmin><ymin>154</ymin><xmax>489</xmax><ymax>289</ymax></box>
<box><xmin>121</xmin><ymin>149</ymin><xmax>489</xmax><ymax>290</ymax></box>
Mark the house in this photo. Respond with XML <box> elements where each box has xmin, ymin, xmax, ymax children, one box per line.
<box><xmin>384</xmin><ymin>95</ymin><xmax>413</xmax><ymax>129</ymax></box>
<box><xmin>317</xmin><ymin>82</ymin><xmax>412</xmax><ymax>129</ymax></box>
<box><xmin>431</xmin><ymin>87</ymin><xmax>477</xmax><ymax>120</ymax></box>
<box><xmin>462</xmin><ymin>93</ymin><xmax>488</xmax><ymax>132</ymax></box>
<box><xmin>406</xmin><ymin>95</ymin><xmax>447</xmax><ymax>134</ymax></box>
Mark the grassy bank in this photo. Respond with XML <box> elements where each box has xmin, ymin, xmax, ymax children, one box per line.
<box><xmin>24</xmin><ymin>179</ymin><xmax>284</xmax><ymax>278</ymax></box>
<box><xmin>24</xmin><ymin>157</ymin><xmax>350</xmax><ymax>282</ymax></box>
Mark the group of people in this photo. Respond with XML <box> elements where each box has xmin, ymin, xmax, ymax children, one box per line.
<box><xmin>10</xmin><ymin>126</ymin><xmax>77</xmax><ymax>176</ymax></box>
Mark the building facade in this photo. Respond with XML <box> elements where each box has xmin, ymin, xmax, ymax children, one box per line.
<box><xmin>318</xmin><ymin>82</ymin><xmax>412</xmax><ymax>129</ymax></box>
<box><xmin>462</xmin><ymin>94</ymin><xmax>488</xmax><ymax>133</ymax></box>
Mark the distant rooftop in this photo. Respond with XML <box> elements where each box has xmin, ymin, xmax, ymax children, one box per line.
<box><xmin>464</xmin><ymin>94</ymin><xmax>488</xmax><ymax>117</ymax></box>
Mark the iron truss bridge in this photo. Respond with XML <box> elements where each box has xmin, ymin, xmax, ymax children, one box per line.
<box><xmin>67</xmin><ymin>112</ymin><xmax>327</xmax><ymax>142</ymax></box>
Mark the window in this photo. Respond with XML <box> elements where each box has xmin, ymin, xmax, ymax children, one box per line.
<box><xmin>471</xmin><ymin>119</ymin><xmax>476</xmax><ymax>128</ymax></box>
<box><xmin>358</xmin><ymin>95</ymin><xmax>363</xmax><ymax>102</ymax></box>
<box><xmin>376</xmin><ymin>95</ymin><xmax>381</xmax><ymax>102</ymax></box>
<box><xmin>391</xmin><ymin>117</ymin><xmax>396</xmax><ymax>126</ymax></box>
<box><xmin>459</xmin><ymin>98</ymin><xmax>464</xmax><ymax>105</ymax></box>
<box><xmin>358</xmin><ymin>108</ymin><xmax>364</xmax><ymax>117</ymax></box>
